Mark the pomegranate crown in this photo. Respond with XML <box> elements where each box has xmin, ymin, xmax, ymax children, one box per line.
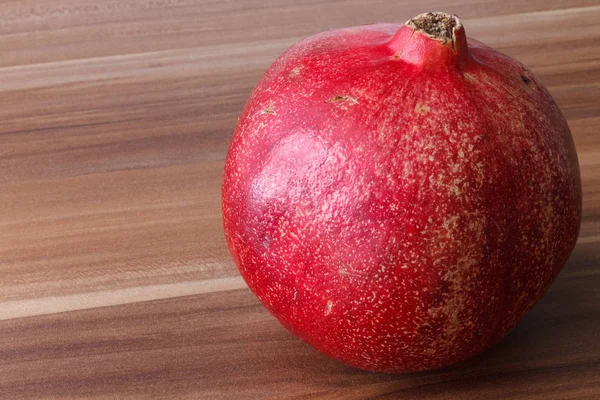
<box><xmin>406</xmin><ymin>12</ymin><xmax>462</xmax><ymax>45</ymax></box>
<box><xmin>388</xmin><ymin>12</ymin><xmax>469</xmax><ymax>67</ymax></box>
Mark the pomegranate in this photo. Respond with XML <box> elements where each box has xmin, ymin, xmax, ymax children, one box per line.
<box><xmin>221</xmin><ymin>12</ymin><xmax>581</xmax><ymax>373</ymax></box>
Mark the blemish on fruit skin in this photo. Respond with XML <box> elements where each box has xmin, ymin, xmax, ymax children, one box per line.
<box><xmin>289</xmin><ymin>66</ymin><xmax>303</xmax><ymax>78</ymax></box>
<box><xmin>325</xmin><ymin>300</ymin><xmax>334</xmax><ymax>315</ymax></box>
<box><xmin>414</xmin><ymin>103</ymin><xmax>430</xmax><ymax>115</ymax></box>
<box><xmin>260</xmin><ymin>102</ymin><xmax>277</xmax><ymax>115</ymax></box>
<box><xmin>520</xmin><ymin>75</ymin><xmax>532</xmax><ymax>85</ymax></box>
<box><xmin>463</xmin><ymin>72</ymin><xmax>477</xmax><ymax>82</ymax></box>
<box><xmin>391</xmin><ymin>51</ymin><xmax>403</xmax><ymax>60</ymax></box>
<box><xmin>328</xmin><ymin>95</ymin><xmax>358</xmax><ymax>105</ymax></box>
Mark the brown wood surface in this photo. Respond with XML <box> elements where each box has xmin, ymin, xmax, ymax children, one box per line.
<box><xmin>0</xmin><ymin>1</ymin><xmax>599</xmax><ymax>399</ymax></box>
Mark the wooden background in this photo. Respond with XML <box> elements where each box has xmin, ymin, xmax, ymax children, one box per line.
<box><xmin>0</xmin><ymin>0</ymin><xmax>599</xmax><ymax>398</ymax></box>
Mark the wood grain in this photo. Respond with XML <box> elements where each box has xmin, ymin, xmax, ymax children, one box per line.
<box><xmin>0</xmin><ymin>0</ymin><xmax>599</xmax><ymax>398</ymax></box>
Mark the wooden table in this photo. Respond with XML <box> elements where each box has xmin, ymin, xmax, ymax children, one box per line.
<box><xmin>1</xmin><ymin>1</ymin><xmax>598</xmax><ymax>399</ymax></box>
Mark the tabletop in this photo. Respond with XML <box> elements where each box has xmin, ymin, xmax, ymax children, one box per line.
<box><xmin>0</xmin><ymin>1</ymin><xmax>599</xmax><ymax>399</ymax></box>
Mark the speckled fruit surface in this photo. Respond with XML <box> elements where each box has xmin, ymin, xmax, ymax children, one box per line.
<box><xmin>221</xmin><ymin>12</ymin><xmax>582</xmax><ymax>373</ymax></box>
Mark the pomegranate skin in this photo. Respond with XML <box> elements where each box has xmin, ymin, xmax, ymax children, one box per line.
<box><xmin>222</xmin><ymin>13</ymin><xmax>582</xmax><ymax>373</ymax></box>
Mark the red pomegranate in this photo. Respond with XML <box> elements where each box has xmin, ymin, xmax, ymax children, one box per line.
<box><xmin>221</xmin><ymin>12</ymin><xmax>581</xmax><ymax>373</ymax></box>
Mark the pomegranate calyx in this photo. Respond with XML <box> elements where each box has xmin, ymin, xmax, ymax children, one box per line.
<box><xmin>388</xmin><ymin>12</ymin><xmax>470</xmax><ymax>68</ymax></box>
<box><xmin>406</xmin><ymin>12</ymin><xmax>460</xmax><ymax>46</ymax></box>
